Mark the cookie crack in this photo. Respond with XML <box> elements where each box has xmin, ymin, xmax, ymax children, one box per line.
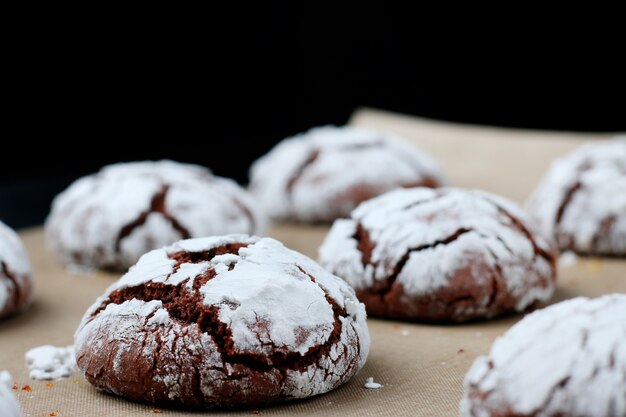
<box><xmin>286</xmin><ymin>149</ymin><xmax>320</xmax><ymax>195</ymax></box>
<box><xmin>555</xmin><ymin>181</ymin><xmax>582</xmax><ymax>227</ymax></box>
<box><xmin>376</xmin><ymin>228</ymin><xmax>473</xmax><ymax>301</ymax></box>
<box><xmin>169</xmin><ymin>243</ymin><xmax>249</xmax><ymax>273</ymax></box>
<box><xmin>352</xmin><ymin>223</ymin><xmax>376</xmax><ymax>268</ymax></box>
<box><xmin>591</xmin><ymin>215</ymin><xmax>616</xmax><ymax>252</ymax></box>
<box><xmin>115</xmin><ymin>185</ymin><xmax>191</xmax><ymax>252</ymax></box>
<box><xmin>492</xmin><ymin>202</ymin><xmax>554</xmax><ymax>264</ymax></box>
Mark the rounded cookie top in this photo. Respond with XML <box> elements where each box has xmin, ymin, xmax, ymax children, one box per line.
<box><xmin>461</xmin><ymin>294</ymin><xmax>626</xmax><ymax>417</ymax></box>
<box><xmin>526</xmin><ymin>137</ymin><xmax>626</xmax><ymax>255</ymax></box>
<box><xmin>319</xmin><ymin>187</ymin><xmax>556</xmax><ymax>322</ymax></box>
<box><xmin>74</xmin><ymin>235</ymin><xmax>369</xmax><ymax>409</ymax></box>
<box><xmin>46</xmin><ymin>160</ymin><xmax>264</xmax><ymax>271</ymax></box>
<box><xmin>0</xmin><ymin>221</ymin><xmax>33</xmax><ymax>318</ymax></box>
<box><xmin>249</xmin><ymin>125</ymin><xmax>446</xmax><ymax>222</ymax></box>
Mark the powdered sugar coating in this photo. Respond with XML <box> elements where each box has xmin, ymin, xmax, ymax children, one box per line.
<box><xmin>25</xmin><ymin>345</ymin><xmax>77</xmax><ymax>380</ymax></box>
<box><xmin>0</xmin><ymin>221</ymin><xmax>33</xmax><ymax>318</ymax></box>
<box><xmin>249</xmin><ymin>126</ymin><xmax>446</xmax><ymax>222</ymax></box>
<box><xmin>526</xmin><ymin>137</ymin><xmax>626</xmax><ymax>255</ymax></box>
<box><xmin>319</xmin><ymin>187</ymin><xmax>556</xmax><ymax>321</ymax></box>
<box><xmin>461</xmin><ymin>294</ymin><xmax>626</xmax><ymax>417</ymax></box>
<box><xmin>46</xmin><ymin>160</ymin><xmax>264</xmax><ymax>271</ymax></box>
<box><xmin>0</xmin><ymin>371</ymin><xmax>20</xmax><ymax>417</ymax></box>
<box><xmin>74</xmin><ymin>235</ymin><xmax>369</xmax><ymax>408</ymax></box>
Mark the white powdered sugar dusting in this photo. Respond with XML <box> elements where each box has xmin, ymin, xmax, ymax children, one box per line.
<box><xmin>461</xmin><ymin>294</ymin><xmax>626</xmax><ymax>417</ymax></box>
<box><xmin>319</xmin><ymin>187</ymin><xmax>555</xmax><ymax>312</ymax></box>
<box><xmin>249</xmin><ymin>125</ymin><xmax>446</xmax><ymax>222</ymax></box>
<box><xmin>364</xmin><ymin>377</ymin><xmax>383</xmax><ymax>389</ymax></box>
<box><xmin>25</xmin><ymin>345</ymin><xmax>77</xmax><ymax>380</ymax></box>
<box><xmin>0</xmin><ymin>221</ymin><xmax>33</xmax><ymax>317</ymax></box>
<box><xmin>74</xmin><ymin>235</ymin><xmax>370</xmax><ymax>404</ymax></box>
<box><xmin>526</xmin><ymin>137</ymin><xmax>626</xmax><ymax>254</ymax></box>
<box><xmin>45</xmin><ymin>160</ymin><xmax>265</xmax><ymax>270</ymax></box>
<box><xmin>0</xmin><ymin>371</ymin><xmax>20</xmax><ymax>417</ymax></box>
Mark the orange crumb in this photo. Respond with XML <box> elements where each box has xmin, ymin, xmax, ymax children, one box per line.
<box><xmin>458</xmin><ymin>348</ymin><xmax>465</xmax><ymax>353</ymax></box>
<box><xmin>22</xmin><ymin>385</ymin><xmax>32</xmax><ymax>392</ymax></box>
<box><xmin>12</xmin><ymin>384</ymin><xmax>18</xmax><ymax>390</ymax></box>
<box><xmin>46</xmin><ymin>382</ymin><xmax>54</xmax><ymax>388</ymax></box>
<box><xmin>50</xmin><ymin>412</ymin><xmax>58</xmax><ymax>416</ymax></box>
<box><xmin>153</xmin><ymin>409</ymin><xmax>162</xmax><ymax>414</ymax></box>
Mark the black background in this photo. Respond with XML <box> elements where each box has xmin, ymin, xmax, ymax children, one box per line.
<box><xmin>2</xmin><ymin>11</ymin><xmax>624</xmax><ymax>228</ymax></box>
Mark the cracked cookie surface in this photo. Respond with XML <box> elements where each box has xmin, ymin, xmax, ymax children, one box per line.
<box><xmin>74</xmin><ymin>235</ymin><xmax>370</xmax><ymax>409</ymax></box>
<box><xmin>0</xmin><ymin>221</ymin><xmax>33</xmax><ymax>318</ymax></box>
<box><xmin>249</xmin><ymin>126</ymin><xmax>446</xmax><ymax>223</ymax></box>
<box><xmin>526</xmin><ymin>137</ymin><xmax>626</xmax><ymax>256</ymax></box>
<box><xmin>46</xmin><ymin>160</ymin><xmax>264</xmax><ymax>271</ymax></box>
<box><xmin>319</xmin><ymin>187</ymin><xmax>556</xmax><ymax>322</ymax></box>
<box><xmin>461</xmin><ymin>294</ymin><xmax>626</xmax><ymax>417</ymax></box>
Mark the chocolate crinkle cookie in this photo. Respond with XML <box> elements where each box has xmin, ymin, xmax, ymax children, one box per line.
<box><xmin>526</xmin><ymin>137</ymin><xmax>626</xmax><ymax>256</ymax></box>
<box><xmin>461</xmin><ymin>294</ymin><xmax>626</xmax><ymax>417</ymax></box>
<box><xmin>249</xmin><ymin>125</ymin><xmax>446</xmax><ymax>223</ymax></box>
<box><xmin>46</xmin><ymin>160</ymin><xmax>264</xmax><ymax>271</ymax></box>
<box><xmin>319</xmin><ymin>187</ymin><xmax>556</xmax><ymax>322</ymax></box>
<box><xmin>0</xmin><ymin>221</ymin><xmax>33</xmax><ymax>319</ymax></box>
<box><xmin>74</xmin><ymin>235</ymin><xmax>369</xmax><ymax>409</ymax></box>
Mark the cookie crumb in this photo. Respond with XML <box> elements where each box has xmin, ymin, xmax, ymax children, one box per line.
<box><xmin>249</xmin><ymin>410</ymin><xmax>261</xmax><ymax>415</ymax></box>
<box><xmin>25</xmin><ymin>345</ymin><xmax>77</xmax><ymax>380</ymax></box>
<box><xmin>458</xmin><ymin>348</ymin><xmax>465</xmax><ymax>353</ymax></box>
<box><xmin>12</xmin><ymin>384</ymin><xmax>18</xmax><ymax>390</ymax></box>
<box><xmin>22</xmin><ymin>385</ymin><xmax>32</xmax><ymax>392</ymax></box>
<box><xmin>46</xmin><ymin>383</ymin><xmax>54</xmax><ymax>388</ymax></box>
<box><xmin>364</xmin><ymin>377</ymin><xmax>383</xmax><ymax>389</ymax></box>
<box><xmin>50</xmin><ymin>412</ymin><xmax>58</xmax><ymax>416</ymax></box>
<box><xmin>152</xmin><ymin>409</ymin><xmax>161</xmax><ymax>414</ymax></box>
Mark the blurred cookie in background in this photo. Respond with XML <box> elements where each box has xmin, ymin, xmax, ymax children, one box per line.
<box><xmin>526</xmin><ymin>137</ymin><xmax>626</xmax><ymax>256</ymax></box>
<box><xmin>0</xmin><ymin>221</ymin><xmax>33</xmax><ymax>319</ymax></box>
<box><xmin>46</xmin><ymin>161</ymin><xmax>264</xmax><ymax>271</ymax></box>
<box><xmin>249</xmin><ymin>126</ymin><xmax>446</xmax><ymax>223</ymax></box>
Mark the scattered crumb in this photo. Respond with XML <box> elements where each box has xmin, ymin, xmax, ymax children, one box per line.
<box><xmin>458</xmin><ymin>348</ymin><xmax>465</xmax><ymax>353</ymax></box>
<box><xmin>25</xmin><ymin>345</ymin><xmax>77</xmax><ymax>380</ymax></box>
<box><xmin>12</xmin><ymin>384</ymin><xmax>18</xmax><ymax>390</ymax></box>
<box><xmin>50</xmin><ymin>412</ymin><xmax>58</xmax><ymax>416</ymax></box>
<box><xmin>22</xmin><ymin>385</ymin><xmax>32</xmax><ymax>392</ymax></box>
<box><xmin>152</xmin><ymin>409</ymin><xmax>162</xmax><ymax>414</ymax></box>
<box><xmin>250</xmin><ymin>410</ymin><xmax>261</xmax><ymax>415</ymax></box>
<box><xmin>400</xmin><ymin>330</ymin><xmax>410</xmax><ymax>336</ymax></box>
<box><xmin>558</xmin><ymin>251</ymin><xmax>578</xmax><ymax>268</ymax></box>
<box><xmin>364</xmin><ymin>377</ymin><xmax>383</xmax><ymax>389</ymax></box>
<box><xmin>46</xmin><ymin>383</ymin><xmax>54</xmax><ymax>388</ymax></box>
